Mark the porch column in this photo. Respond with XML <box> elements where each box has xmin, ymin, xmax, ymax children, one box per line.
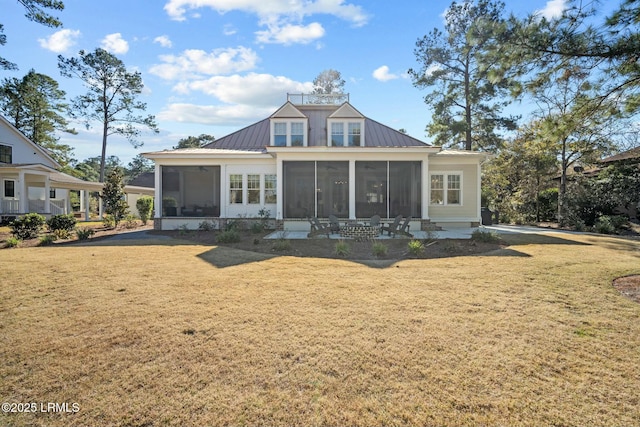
<box><xmin>349</xmin><ymin>159</ymin><xmax>356</xmax><ymax>220</ymax></box>
<box><xmin>44</xmin><ymin>178</ymin><xmax>51</xmax><ymax>214</ymax></box>
<box><xmin>154</xmin><ymin>163</ymin><xmax>161</xmax><ymax>219</ymax></box>
<box><xmin>276</xmin><ymin>158</ymin><xmax>283</xmax><ymax>220</ymax></box>
<box><xmin>84</xmin><ymin>190</ymin><xmax>90</xmax><ymax>221</ymax></box>
<box><xmin>98</xmin><ymin>193</ymin><xmax>103</xmax><ymax>219</ymax></box>
<box><xmin>18</xmin><ymin>171</ymin><xmax>27</xmax><ymax>213</ymax></box>
<box><xmin>422</xmin><ymin>158</ymin><xmax>430</xmax><ymax>220</ymax></box>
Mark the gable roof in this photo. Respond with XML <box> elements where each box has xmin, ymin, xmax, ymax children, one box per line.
<box><xmin>600</xmin><ymin>146</ymin><xmax>640</xmax><ymax>164</ymax></box>
<box><xmin>0</xmin><ymin>114</ymin><xmax>61</xmax><ymax>169</ymax></box>
<box><xmin>203</xmin><ymin>101</ymin><xmax>430</xmax><ymax>152</ymax></box>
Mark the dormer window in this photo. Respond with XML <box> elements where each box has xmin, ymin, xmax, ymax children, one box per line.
<box><xmin>328</xmin><ymin>120</ymin><xmax>364</xmax><ymax>146</ymax></box>
<box><xmin>270</xmin><ymin>120</ymin><xmax>307</xmax><ymax>146</ymax></box>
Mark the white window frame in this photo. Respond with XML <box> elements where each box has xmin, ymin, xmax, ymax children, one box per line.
<box><xmin>3</xmin><ymin>179</ymin><xmax>16</xmax><ymax>198</ymax></box>
<box><xmin>270</xmin><ymin>120</ymin><xmax>307</xmax><ymax>147</ymax></box>
<box><xmin>327</xmin><ymin>119</ymin><xmax>365</xmax><ymax>146</ymax></box>
<box><xmin>429</xmin><ymin>172</ymin><xmax>463</xmax><ymax>206</ymax></box>
<box><xmin>264</xmin><ymin>174</ymin><xmax>277</xmax><ymax>204</ymax></box>
<box><xmin>247</xmin><ymin>174</ymin><xmax>261</xmax><ymax>204</ymax></box>
<box><xmin>229</xmin><ymin>174</ymin><xmax>244</xmax><ymax>204</ymax></box>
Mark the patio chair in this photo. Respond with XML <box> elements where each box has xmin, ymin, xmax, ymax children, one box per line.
<box><xmin>369</xmin><ymin>215</ymin><xmax>381</xmax><ymax>235</ymax></box>
<box><xmin>328</xmin><ymin>214</ymin><xmax>342</xmax><ymax>233</ymax></box>
<box><xmin>395</xmin><ymin>216</ymin><xmax>413</xmax><ymax>238</ymax></box>
<box><xmin>381</xmin><ymin>215</ymin><xmax>403</xmax><ymax>236</ymax></box>
<box><xmin>307</xmin><ymin>217</ymin><xmax>331</xmax><ymax>237</ymax></box>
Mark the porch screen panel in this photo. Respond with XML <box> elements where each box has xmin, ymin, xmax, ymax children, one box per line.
<box><xmin>355</xmin><ymin>161</ymin><xmax>387</xmax><ymax>218</ymax></box>
<box><xmin>316</xmin><ymin>161</ymin><xmax>349</xmax><ymax>218</ymax></box>
<box><xmin>283</xmin><ymin>161</ymin><xmax>315</xmax><ymax>218</ymax></box>
<box><xmin>389</xmin><ymin>161</ymin><xmax>421</xmax><ymax>218</ymax></box>
<box><xmin>161</xmin><ymin>166</ymin><xmax>220</xmax><ymax>217</ymax></box>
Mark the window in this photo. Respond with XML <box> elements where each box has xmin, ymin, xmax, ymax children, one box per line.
<box><xmin>264</xmin><ymin>174</ymin><xmax>277</xmax><ymax>204</ymax></box>
<box><xmin>355</xmin><ymin>161</ymin><xmax>421</xmax><ymax>218</ymax></box>
<box><xmin>274</xmin><ymin>123</ymin><xmax>287</xmax><ymax>147</ymax></box>
<box><xmin>430</xmin><ymin>173</ymin><xmax>461</xmax><ymax>205</ymax></box>
<box><xmin>348</xmin><ymin>122</ymin><xmax>361</xmax><ymax>146</ymax></box>
<box><xmin>50</xmin><ymin>188</ymin><xmax>56</xmax><ymax>199</ymax></box>
<box><xmin>161</xmin><ymin>166</ymin><xmax>221</xmax><ymax>217</ymax></box>
<box><xmin>4</xmin><ymin>180</ymin><xmax>15</xmax><ymax>198</ymax></box>
<box><xmin>331</xmin><ymin>123</ymin><xmax>344</xmax><ymax>146</ymax></box>
<box><xmin>229</xmin><ymin>174</ymin><xmax>243</xmax><ymax>204</ymax></box>
<box><xmin>291</xmin><ymin>122</ymin><xmax>304</xmax><ymax>146</ymax></box>
<box><xmin>447</xmin><ymin>175</ymin><xmax>461</xmax><ymax>205</ymax></box>
<box><xmin>0</xmin><ymin>144</ymin><xmax>12</xmax><ymax>164</ymax></box>
<box><xmin>247</xmin><ymin>174</ymin><xmax>260</xmax><ymax>204</ymax></box>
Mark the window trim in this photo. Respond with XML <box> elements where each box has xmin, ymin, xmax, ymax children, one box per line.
<box><xmin>229</xmin><ymin>174</ymin><xmax>244</xmax><ymax>204</ymax></box>
<box><xmin>0</xmin><ymin>144</ymin><xmax>12</xmax><ymax>164</ymax></box>
<box><xmin>270</xmin><ymin>120</ymin><xmax>308</xmax><ymax>147</ymax></box>
<box><xmin>264</xmin><ymin>174</ymin><xmax>277</xmax><ymax>204</ymax></box>
<box><xmin>3</xmin><ymin>179</ymin><xmax>16</xmax><ymax>198</ymax></box>
<box><xmin>327</xmin><ymin>119</ymin><xmax>365</xmax><ymax>146</ymax></box>
<box><xmin>429</xmin><ymin>172</ymin><xmax>463</xmax><ymax>206</ymax></box>
<box><xmin>247</xmin><ymin>174</ymin><xmax>261</xmax><ymax>204</ymax></box>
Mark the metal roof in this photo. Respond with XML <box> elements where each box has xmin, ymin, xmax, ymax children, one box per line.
<box><xmin>202</xmin><ymin>102</ymin><xmax>431</xmax><ymax>152</ymax></box>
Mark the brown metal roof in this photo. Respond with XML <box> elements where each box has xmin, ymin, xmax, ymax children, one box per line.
<box><xmin>600</xmin><ymin>146</ymin><xmax>640</xmax><ymax>163</ymax></box>
<box><xmin>202</xmin><ymin>103</ymin><xmax>430</xmax><ymax>151</ymax></box>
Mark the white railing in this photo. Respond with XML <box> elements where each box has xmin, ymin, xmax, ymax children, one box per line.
<box><xmin>287</xmin><ymin>93</ymin><xmax>349</xmax><ymax>105</ymax></box>
<box><xmin>50</xmin><ymin>200</ymin><xmax>66</xmax><ymax>215</ymax></box>
<box><xmin>29</xmin><ymin>199</ymin><xmax>45</xmax><ymax>213</ymax></box>
<box><xmin>1</xmin><ymin>199</ymin><xmax>20</xmax><ymax>214</ymax></box>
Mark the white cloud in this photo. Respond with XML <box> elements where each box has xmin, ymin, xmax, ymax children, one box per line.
<box><xmin>101</xmin><ymin>33</ymin><xmax>129</xmax><ymax>54</ymax></box>
<box><xmin>149</xmin><ymin>46</ymin><xmax>259</xmax><ymax>80</ymax></box>
<box><xmin>535</xmin><ymin>0</ymin><xmax>567</xmax><ymax>20</ymax></box>
<box><xmin>223</xmin><ymin>24</ymin><xmax>237</xmax><ymax>36</ymax></box>
<box><xmin>38</xmin><ymin>29</ymin><xmax>81</xmax><ymax>53</ymax></box>
<box><xmin>157</xmin><ymin>103</ymin><xmax>275</xmax><ymax>125</ymax></box>
<box><xmin>154</xmin><ymin>35</ymin><xmax>173</xmax><ymax>48</ymax></box>
<box><xmin>175</xmin><ymin>73</ymin><xmax>314</xmax><ymax>106</ymax></box>
<box><xmin>163</xmin><ymin>0</ymin><xmax>368</xmax><ymax>44</ymax></box>
<box><xmin>372</xmin><ymin>65</ymin><xmax>399</xmax><ymax>82</ymax></box>
<box><xmin>256</xmin><ymin>22</ymin><xmax>325</xmax><ymax>45</ymax></box>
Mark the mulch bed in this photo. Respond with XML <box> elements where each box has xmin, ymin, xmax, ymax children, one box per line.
<box><xmin>613</xmin><ymin>275</ymin><xmax>640</xmax><ymax>304</ymax></box>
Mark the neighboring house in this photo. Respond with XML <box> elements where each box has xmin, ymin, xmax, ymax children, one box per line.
<box><xmin>144</xmin><ymin>94</ymin><xmax>489</xmax><ymax>231</ymax></box>
<box><xmin>0</xmin><ymin>115</ymin><xmax>153</xmax><ymax>222</ymax></box>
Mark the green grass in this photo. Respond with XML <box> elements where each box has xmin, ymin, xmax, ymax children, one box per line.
<box><xmin>1</xmin><ymin>232</ymin><xmax>640</xmax><ymax>426</ymax></box>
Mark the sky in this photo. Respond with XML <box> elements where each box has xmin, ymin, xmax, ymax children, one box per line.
<box><xmin>1</xmin><ymin>0</ymin><xmax>575</xmax><ymax>165</ymax></box>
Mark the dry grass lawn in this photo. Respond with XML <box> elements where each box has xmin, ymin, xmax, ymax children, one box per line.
<box><xmin>1</xmin><ymin>232</ymin><xmax>640</xmax><ymax>426</ymax></box>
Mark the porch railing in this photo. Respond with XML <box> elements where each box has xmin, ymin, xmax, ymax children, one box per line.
<box><xmin>0</xmin><ymin>199</ymin><xmax>66</xmax><ymax>215</ymax></box>
<box><xmin>1</xmin><ymin>199</ymin><xmax>19</xmax><ymax>214</ymax></box>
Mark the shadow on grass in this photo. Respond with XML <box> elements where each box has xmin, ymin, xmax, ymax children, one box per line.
<box><xmin>196</xmin><ymin>246</ymin><xmax>277</xmax><ymax>268</ymax></box>
<box><xmin>582</xmin><ymin>236</ymin><xmax>640</xmax><ymax>255</ymax></box>
<box><xmin>498</xmin><ymin>233</ymin><xmax>591</xmax><ymax>247</ymax></box>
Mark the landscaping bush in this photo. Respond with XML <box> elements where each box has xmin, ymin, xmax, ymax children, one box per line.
<box><xmin>10</xmin><ymin>213</ymin><xmax>46</xmax><ymax>240</ymax></box>
<box><xmin>52</xmin><ymin>229</ymin><xmax>72</xmax><ymax>240</ymax></box>
<box><xmin>217</xmin><ymin>229</ymin><xmax>241</xmax><ymax>243</ymax></box>
<box><xmin>471</xmin><ymin>229</ymin><xmax>500</xmax><ymax>243</ymax></box>
<box><xmin>136</xmin><ymin>196</ymin><xmax>154</xmax><ymax>225</ymax></box>
<box><xmin>47</xmin><ymin>214</ymin><xmax>77</xmax><ymax>234</ymax></box>
<box><xmin>124</xmin><ymin>214</ymin><xmax>139</xmax><ymax>229</ymax></box>
<box><xmin>198</xmin><ymin>220</ymin><xmax>216</xmax><ymax>231</ymax></box>
<box><xmin>594</xmin><ymin>215</ymin><xmax>620</xmax><ymax>235</ymax></box>
<box><xmin>76</xmin><ymin>227</ymin><xmax>95</xmax><ymax>240</ymax></box>
<box><xmin>251</xmin><ymin>222</ymin><xmax>264</xmax><ymax>234</ymax></box>
<box><xmin>334</xmin><ymin>240</ymin><xmax>350</xmax><ymax>257</ymax></box>
<box><xmin>4</xmin><ymin>237</ymin><xmax>20</xmax><ymax>248</ymax></box>
<box><xmin>102</xmin><ymin>214</ymin><xmax>115</xmax><ymax>229</ymax></box>
<box><xmin>407</xmin><ymin>240</ymin><xmax>424</xmax><ymax>256</ymax></box>
<box><xmin>272</xmin><ymin>238</ymin><xmax>291</xmax><ymax>252</ymax></box>
<box><xmin>38</xmin><ymin>234</ymin><xmax>56</xmax><ymax>246</ymax></box>
<box><xmin>371</xmin><ymin>241</ymin><xmax>388</xmax><ymax>258</ymax></box>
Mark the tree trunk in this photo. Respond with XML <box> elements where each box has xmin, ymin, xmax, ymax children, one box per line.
<box><xmin>558</xmin><ymin>140</ymin><xmax>568</xmax><ymax>226</ymax></box>
<box><xmin>99</xmin><ymin>121</ymin><xmax>108</xmax><ymax>183</ymax></box>
<box><xmin>464</xmin><ymin>58</ymin><xmax>472</xmax><ymax>151</ymax></box>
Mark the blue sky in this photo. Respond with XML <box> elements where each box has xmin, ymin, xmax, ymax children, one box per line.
<box><xmin>2</xmin><ymin>0</ymin><xmax>572</xmax><ymax>165</ymax></box>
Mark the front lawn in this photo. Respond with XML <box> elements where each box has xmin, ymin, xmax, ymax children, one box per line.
<box><xmin>1</xmin><ymin>232</ymin><xmax>639</xmax><ymax>426</ymax></box>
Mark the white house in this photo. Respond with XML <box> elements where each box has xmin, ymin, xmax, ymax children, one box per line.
<box><xmin>0</xmin><ymin>115</ymin><xmax>153</xmax><ymax>222</ymax></box>
<box><xmin>144</xmin><ymin>94</ymin><xmax>489</xmax><ymax>232</ymax></box>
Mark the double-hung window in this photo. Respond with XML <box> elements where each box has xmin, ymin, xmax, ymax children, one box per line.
<box><xmin>430</xmin><ymin>173</ymin><xmax>462</xmax><ymax>205</ymax></box>
<box><xmin>331</xmin><ymin>123</ymin><xmax>344</xmax><ymax>146</ymax></box>
<box><xmin>229</xmin><ymin>174</ymin><xmax>243</xmax><ymax>204</ymax></box>
<box><xmin>291</xmin><ymin>122</ymin><xmax>304</xmax><ymax>146</ymax></box>
<box><xmin>273</xmin><ymin>123</ymin><xmax>287</xmax><ymax>147</ymax></box>
<box><xmin>247</xmin><ymin>174</ymin><xmax>260</xmax><ymax>204</ymax></box>
<box><xmin>0</xmin><ymin>144</ymin><xmax>12</xmax><ymax>164</ymax></box>
<box><xmin>264</xmin><ymin>174</ymin><xmax>277</xmax><ymax>204</ymax></box>
<box><xmin>4</xmin><ymin>180</ymin><xmax>15</xmax><ymax>198</ymax></box>
<box><xmin>348</xmin><ymin>122</ymin><xmax>361</xmax><ymax>146</ymax></box>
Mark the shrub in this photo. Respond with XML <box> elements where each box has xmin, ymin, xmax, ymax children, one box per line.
<box><xmin>217</xmin><ymin>229</ymin><xmax>241</xmax><ymax>243</ymax></box>
<box><xmin>334</xmin><ymin>240</ymin><xmax>350</xmax><ymax>257</ymax></box>
<box><xmin>407</xmin><ymin>240</ymin><xmax>424</xmax><ymax>256</ymax></box>
<box><xmin>371</xmin><ymin>241</ymin><xmax>388</xmax><ymax>258</ymax></box>
<box><xmin>594</xmin><ymin>216</ymin><xmax>616</xmax><ymax>234</ymax></box>
<box><xmin>272</xmin><ymin>238</ymin><xmax>291</xmax><ymax>252</ymax></box>
<box><xmin>76</xmin><ymin>227</ymin><xmax>95</xmax><ymax>240</ymax></box>
<box><xmin>52</xmin><ymin>229</ymin><xmax>72</xmax><ymax>240</ymax></box>
<box><xmin>251</xmin><ymin>221</ymin><xmax>264</xmax><ymax>234</ymax></box>
<box><xmin>4</xmin><ymin>237</ymin><xmax>20</xmax><ymax>248</ymax></box>
<box><xmin>124</xmin><ymin>214</ymin><xmax>139</xmax><ymax>229</ymax></box>
<box><xmin>198</xmin><ymin>220</ymin><xmax>217</xmax><ymax>231</ymax></box>
<box><xmin>38</xmin><ymin>234</ymin><xmax>56</xmax><ymax>246</ymax></box>
<box><xmin>47</xmin><ymin>214</ymin><xmax>77</xmax><ymax>234</ymax></box>
<box><xmin>136</xmin><ymin>196</ymin><xmax>154</xmax><ymax>225</ymax></box>
<box><xmin>10</xmin><ymin>213</ymin><xmax>46</xmax><ymax>240</ymax></box>
<box><xmin>102</xmin><ymin>214</ymin><xmax>115</xmax><ymax>229</ymax></box>
<box><xmin>471</xmin><ymin>229</ymin><xmax>500</xmax><ymax>243</ymax></box>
